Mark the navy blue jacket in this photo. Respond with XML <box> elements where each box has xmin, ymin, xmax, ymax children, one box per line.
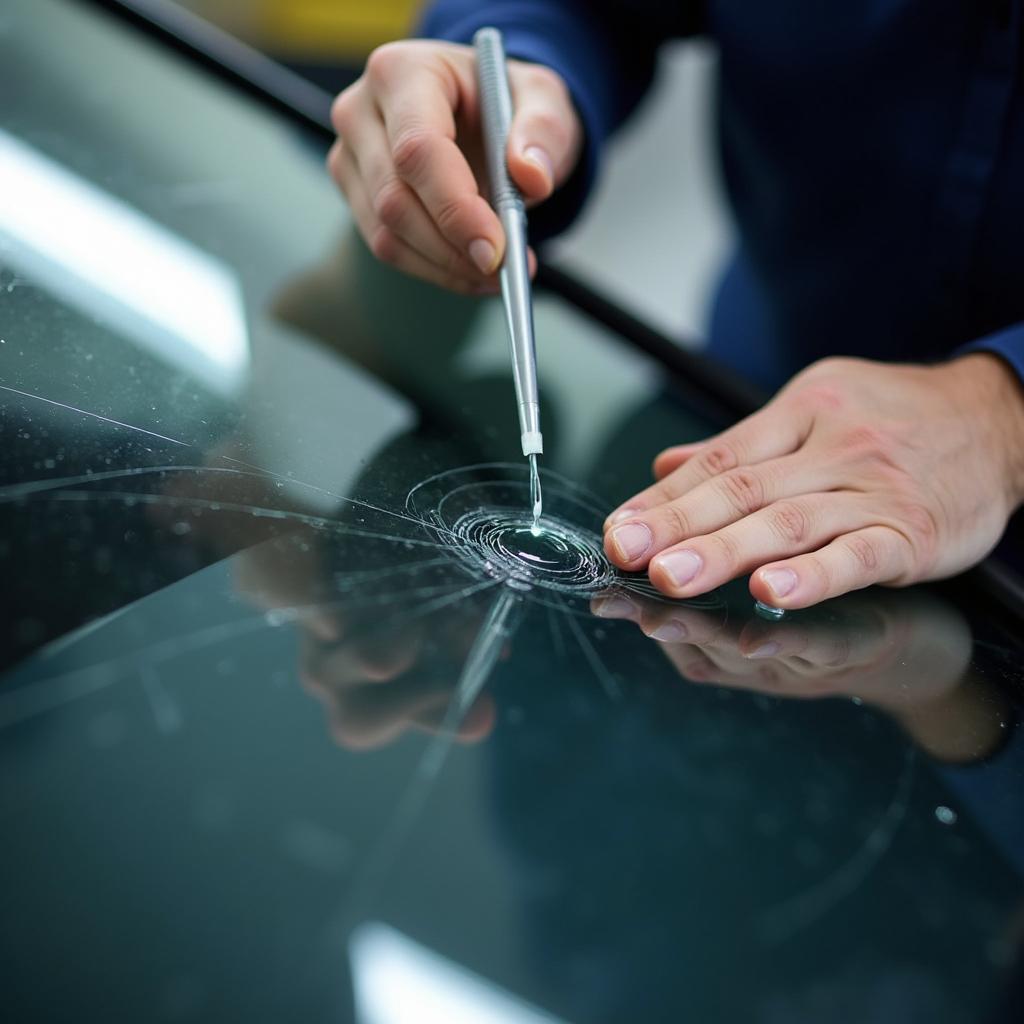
<box><xmin>422</xmin><ymin>1</ymin><xmax>1024</xmax><ymax>395</ymax></box>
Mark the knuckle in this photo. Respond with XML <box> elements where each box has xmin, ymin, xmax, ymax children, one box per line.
<box><xmin>804</xmin><ymin>553</ymin><xmax>832</xmax><ymax>594</ymax></box>
<box><xmin>645</xmin><ymin>479</ymin><xmax>676</xmax><ymax>507</ymax></box>
<box><xmin>816</xmin><ymin>356</ymin><xmax>851</xmax><ymax>372</ymax></box>
<box><xmin>838</xmin><ymin>425</ymin><xmax>904</xmax><ymax>474</ymax></box>
<box><xmin>433</xmin><ymin>194</ymin><xmax>469</xmax><ymax>235</ymax></box>
<box><xmin>787</xmin><ymin>360</ymin><xmax>849</xmax><ymax>408</ymax></box>
<box><xmin>661</xmin><ymin>501</ymin><xmax>693</xmax><ymax>539</ymax></box>
<box><xmin>802</xmin><ymin>383</ymin><xmax>845</xmax><ymax>413</ymax></box>
<box><xmin>897</xmin><ymin>502</ymin><xmax>941</xmax><ymax>568</ymax></box>
<box><xmin>842</xmin><ymin>534</ymin><xmax>880</xmax><ymax>574</ymax></box>
<box><xmin>840</xmin><ymin>424</ymin><xmax>885</xmax><ymax>455</ymax></box>
<box><xmin>719</xmin><ymin>468</ymin><xmax>766</xmax><ymax>517</ymax></box>
<box><xmin>698</xmin><ymin>443</ymin><xmax>739</xmax><ymax>478</ymax></box>
<box><xmin>330</xmin><ymin>89</ymin><xmax>355</xmax><ymax>134</ymax></box>
<box><xmin>391</xmin><ymin>128</ymin><xmax>432</xmax><ymax>179</ymax></box>
<box><xmin>372</xmin><ymin>177</ymin><xmax>410</xmax><ymax>228</ymax></box>
<box><xmin>800</xmin><ymin>356</ymin><xmax>856</xmax><ymax>382</ymax></box>
<box><xmin>707</xmin><ymin>531</ymin><xmax>741</xmax><ymax>571</ymax></box>
<box><xmin>365</xmin><ymin>42</ymin><xmax>405</xmax><ymax>84</ymax></box>
<box><xmin>369</xmin><ymin>224</ymin><xmax>400</xmax><ymax>264</ymax></box>
<box><xmin>768</xmin><ymin>500</ymin><xmax>812</xmax><ymax>545</ymax></box>
<box><xmin>900</xmin><ymin>500</ymin><xmax>940</xmax><ymax>540</ymax></box>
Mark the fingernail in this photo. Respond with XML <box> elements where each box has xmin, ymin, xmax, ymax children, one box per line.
<box><xmin>649</xmin><ymin>620</ymin><xmax>688</xmax><ymax>643</ymax></box>
<box><xmin>607</xmin><ymin>507</ymin><xmax>640</xmax><ymax>528</ymax></box>
<box><xmin>592</xmin><ymin>595</ymin><xmax>637</xmax><ymax>619</ymax></box>
<box><xmin>524</xmin><ymin>145</ymin><xmax>554</xmax><ymax>184</ymax></box>
<box><xmin>747</xmin><ymin>641</ymin><xmax>781</xmax><ymax>660</ymax></box>
<box><xmin>762</xmin><ymin>568</ymin><xmax>798</xmax><ymax>599</ymax></box>
<box><xmin>656</xmin><ymin>549</ymin><xmax>703</xmax><ymax>588</ymax></box>
<box><xmin>609</xmin><ymin>522</ymin><xmax>652</xmax><ymax>562</ymax></box>
<box><xmin>469</xmin><ymin>238</ymin><xmax>496</xmax><ymax>274</ymax></box>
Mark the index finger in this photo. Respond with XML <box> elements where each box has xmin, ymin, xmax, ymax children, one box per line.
<box><xmin>379</xmin><ymin>65</ymin><xmax>505</xmax><ymax>273</ymax></box>
<box><xmin>604</xmin><ymin>400</ymin><xmax>815</xmax><ymax>529</ymax></box>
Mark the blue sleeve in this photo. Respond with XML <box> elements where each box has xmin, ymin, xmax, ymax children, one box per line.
<box><xmin>958</xmin><ymin>322</ymin><xmax>1024</xmax><ymax>388</ymax></box>
<box><xmin>418</xmin><ymin>1</ymin><xmax>703</xmax><ymax>241</ymax></box>
<box><xmin>959</xmin><ymin>324</ymin><xmax>1024</xmax><ymax>575</ymax></box>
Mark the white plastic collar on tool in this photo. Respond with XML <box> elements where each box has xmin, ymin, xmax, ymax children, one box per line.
<box><xmin>520</xmin><ymin>431</ymin><xmax>544</xmax><ymax>456</ymax></box>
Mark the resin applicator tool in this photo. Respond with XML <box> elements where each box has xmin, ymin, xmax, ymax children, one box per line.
<box><xmin>474</xmin><ymin>27</ymin><xmax>545</xmax><ymax>530</ymax></box>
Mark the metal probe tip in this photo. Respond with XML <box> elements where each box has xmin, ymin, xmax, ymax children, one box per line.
<box><xmin>529</xmin><ymin>453</ymin><xmax>542</xmax><ymax>532</ymax></box>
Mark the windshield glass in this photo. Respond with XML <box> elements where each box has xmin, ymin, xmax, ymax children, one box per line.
<box><xmin>3</xmin><ymin>2</ymin><xmax>1024</xmax><ymax>1022</ymax></box>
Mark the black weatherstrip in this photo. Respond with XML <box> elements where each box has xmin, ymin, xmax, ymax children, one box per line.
<box><xmin>84</xmin><ymin>0</ymin><xmax>335</xmax><ymax>133</ymax></box>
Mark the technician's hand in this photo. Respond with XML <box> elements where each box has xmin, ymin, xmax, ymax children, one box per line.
<box><xmin>327</xmin><ymin>40</ymin><xmax>582</xmax><ymax>294</ymax></box>
<box><xmin>604</xmin><ymin>354</ymin><xmax>1024</xmax><ymax>608</ymax></box>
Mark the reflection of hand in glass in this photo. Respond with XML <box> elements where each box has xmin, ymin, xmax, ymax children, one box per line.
<box><xmin>592</xmin><ymin>587</ymin><xmax>1011</xmax><ymax>764</ymax></box>
<box><xmin>297</xmin><ymin>614</ymin><xmax>496</xmax><ymax>751</ymax></box>
<box><xmin>235</xmin><ymin>530</ymin><xmax>496</xmax><ymax>751</ymax></box>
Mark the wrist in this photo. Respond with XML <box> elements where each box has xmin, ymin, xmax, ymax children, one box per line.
<box><xmin>944</xmin><ymin>353</ymin><xmax>1024</xmax><ymax>511</ymax></box>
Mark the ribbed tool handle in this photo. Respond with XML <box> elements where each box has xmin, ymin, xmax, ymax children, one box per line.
<box><xmin>474</xmin><ymin>27</ymin><xmax>524</xmax><ymax>213</ymax></box>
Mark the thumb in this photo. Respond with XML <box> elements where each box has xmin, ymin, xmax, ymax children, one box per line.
<box><xmin>505</xmin><ymin>65</ymin><xmax>582</xmax><ymax>204</ymax></box>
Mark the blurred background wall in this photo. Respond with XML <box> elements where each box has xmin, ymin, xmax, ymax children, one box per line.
<box><xmin>173</xmin><ymin>0</ymin><xmax>733</xmax><ymax>346</ymax></box>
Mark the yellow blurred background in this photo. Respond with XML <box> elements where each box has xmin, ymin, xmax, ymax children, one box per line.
<box><xmin>176</xmin><ymin>0</ymin><xmax>421</xmax><ymax>61</ymax></box>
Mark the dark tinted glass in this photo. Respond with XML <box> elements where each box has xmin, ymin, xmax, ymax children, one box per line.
<box><xmin>3</xmin><ymin>2</ymin><xmax>1024</xmax><ymax>1022</ymax></box>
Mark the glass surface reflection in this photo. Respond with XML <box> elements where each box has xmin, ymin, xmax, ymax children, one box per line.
<box><xmin>4</xmin><ymin>1</ymin><xmax>1024</xmax><ymax>1021</ymax></box>
<box><xmin>592</xmin><ymin>586</ymin><xmax>1012</xmax><ymax>765</ymax></box>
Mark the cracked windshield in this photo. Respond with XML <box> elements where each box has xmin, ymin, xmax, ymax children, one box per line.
<box><xmin>3</xmin><ymin>1</ymin><xmax>1024</xmax><ymax>1022</ymax></box>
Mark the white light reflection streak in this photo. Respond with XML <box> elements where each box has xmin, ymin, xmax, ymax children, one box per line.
<box><xmin>350</xmin><ymin>922</ymin><xmax>565</xmax><ymax>1024</ymax></box>
<box><xmin>336</xmin><ymin>587</ymin><xmax>516</xmax><ymax>928</ymax></box>
<box><xmin>0</xmin><ymin>130</ymin><xmax>248</xmax><ymax>395</ymax></box>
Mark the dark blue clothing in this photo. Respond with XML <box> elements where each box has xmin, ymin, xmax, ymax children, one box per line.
<box><xmin>421</xmin><ymin>1</ymin><xmax>1024</xmax><ymax>395</ymax></box>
